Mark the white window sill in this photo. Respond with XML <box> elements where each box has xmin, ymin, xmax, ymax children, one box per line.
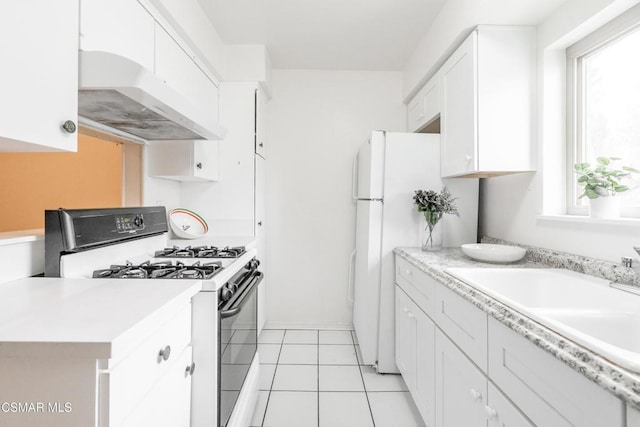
<box><xmin>537</xmin><ymin>215</ymin><xmax>640</xmax><ymax>228</ymax></box>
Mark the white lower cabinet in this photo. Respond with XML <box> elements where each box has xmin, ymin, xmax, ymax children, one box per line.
<box><xmin>395</xmin><ymin>285</ymin><xmax>435</xmax><ymax>426</ymax></box>
<box><xmin>394</xmin><ymin>254</ymin><xmax>626</xmax><ymax>427</ymax></box>
<box><xmin>435</xmin><ymin>328</ymin><xmax>487</xmax><ymax>427</ymax></box>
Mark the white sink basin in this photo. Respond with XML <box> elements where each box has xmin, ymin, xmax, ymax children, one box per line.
<box><xmin>446</xmin><ymin>267</ymin><xmax>640</xmax><ymax>372</ymax></box>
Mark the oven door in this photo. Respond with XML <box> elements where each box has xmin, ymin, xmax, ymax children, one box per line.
<box><xmin>218</xmin><ymin>270</ymin><xmax>262</xmax><ymax>427</ymax></box>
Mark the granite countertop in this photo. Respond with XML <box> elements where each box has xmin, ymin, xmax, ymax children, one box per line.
<box><xmin>394</xmin><ymin>244</ymin><xmax>640</xmax><ymax>410</ymax></box>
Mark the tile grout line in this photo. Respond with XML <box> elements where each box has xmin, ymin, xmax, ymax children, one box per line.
<box><xmin>354</xmin><ymin>331</ymin><xmax>377</xmax><ymax>427</ymax></box>
<box><xmin>259</xmin><ymin>329</ymin><xmax>286</xmax><ymax>427</ymax></box>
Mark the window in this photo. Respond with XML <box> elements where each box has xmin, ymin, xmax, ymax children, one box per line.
<box><xmin>566</xmin><ymin>6</ymin><xmax>640</xmax><ymax>217</ymax></box>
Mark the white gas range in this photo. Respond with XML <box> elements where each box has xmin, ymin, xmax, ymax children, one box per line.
<box><xmin>44</xmin><ymin>206</ymin><xmax>261</xmax><ymax>427</ymax></box>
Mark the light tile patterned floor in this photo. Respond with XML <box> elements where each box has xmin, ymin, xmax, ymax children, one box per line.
<box><xmin>251</xmin><ymin>329</ymin><xmax>425</xmax><ymax>427</ymax></box>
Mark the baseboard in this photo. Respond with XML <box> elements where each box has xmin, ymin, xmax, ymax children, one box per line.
<box><xmin>263</xmin><ymin>321</ymin><xmax>354</xmax><ymax>331</ymax></box>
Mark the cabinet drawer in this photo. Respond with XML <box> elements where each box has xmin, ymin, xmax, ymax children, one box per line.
<box><xmin>101</xmin><ymin>304</ymin><xmax>192</xmax><ymax>426</ymax></box>
<box><xmin>435</xmin><ymin>284</ymin><xmax>487</xmax><ymax>371</ymax></box>
<box><xmin>395</xmin><ymin>257</ymin><xmax>436</xmax><ymax>318</ymax></box>
<box><xmin>488</xmin><ymin>318</ymin><xmax>624</xmax><ymax>427</ymax></box>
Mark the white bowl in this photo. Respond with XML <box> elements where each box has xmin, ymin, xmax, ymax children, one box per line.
<box><xmin>461</xmin><ymin>243</ymin><xmax>526</xmax><ymax>263</ymax></box>
<box><xmin>169</xmin><ymin>208</ymin><xmax>208</xmax><ymax>239</ymax></box>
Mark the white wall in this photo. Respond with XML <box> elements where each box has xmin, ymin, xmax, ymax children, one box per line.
<box><xmin>481</xmin><ymin>0</ymin><xmax>640</xmax><ymax>263</ymax></box>
<box><xmin>266</xmin><ymin>70</ymin><xmax>406</xmax><ymax>328</ymax></box>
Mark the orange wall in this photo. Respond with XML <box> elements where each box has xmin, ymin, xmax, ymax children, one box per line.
<box><xmin>0</xmin><ymin>134</ymin><xmax>123</xmax><ymax>232</ymax></box>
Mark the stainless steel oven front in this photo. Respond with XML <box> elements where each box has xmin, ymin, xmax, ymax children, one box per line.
<box><xmin>218</xmin><ymin>259</ymin><xmax>262</xmax><ymax>427</ymax></box>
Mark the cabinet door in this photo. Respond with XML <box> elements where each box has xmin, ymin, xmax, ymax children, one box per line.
<box><xmin>79</xmin><ymin>0</ymin><xmax>155</xmax><ymax>71</ymax></box>
<box><xmin>487</xmin><ymin>382</ymin><xmax>534</xmax><ymax>427</ymax></box>
<box><xmin>255</xmin><ymin>154</ymin><xmax>266</xmax><ymax>333</ymax></box>
<box><xmin>155</xmin><ymin>24</ymin><xmax>219</xmax><ymax>117</ymax></box>
<box><xmin>121</xmin><ymin>346</ymin><xmax>193</xmax><ymax>427</ymax></box>
<box><xmin>414</xmin><ymin>305</ymin><xmax>436</xmax><ymax>427</ymax></box>
<box><xmin>255</xmin><ymin>88</ymin><xmax>267</xmax><ymax>157</ymax></box>
<box><xmin>193</xmin><ymin>141</ymin><xmax>220</xmax><ymax>181</ymax></box>
<box><xmin>407</xmin><ymin>89</ymin><xmax>426</xmax><ymax>132</ymax></box>
<box><xmin>441</xmin><ymin>31</ymin><xmax>477</xmax><ymax>177</ymax></box>
<box><xmin>422</xmin><ymin>73</ymin><xmax>441</xmax><ymax>127</ymax></box>
<box><xmin>0</xmin><ymin>1</ymin><xmax>78</xmax><ymax>152</ymax></box>
<box><xmin>395</xmin><ymin>286</ymin><xmax>415</xmax><ymax>388</ymax></box>
<box><xmin>148</xmin><ymin>141</ymin><xmax>219</xmax><ymax>182</ymax></box>
<box><xmin>435</xmin><ymin>329</ymin><xmax>486</xmax><ymax>427</ymax></box>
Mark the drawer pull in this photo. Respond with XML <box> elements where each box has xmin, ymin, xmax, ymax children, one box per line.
<box><xmin>158</xmin><ymin>345</ymin><xmax>171</xmax><ymax>362</ymax></box>
<box><xmin>407</xmin><ymin>312</ymin><xmax>415</xmax><ymax>319</ymax></box>
<box><xmin>469</xmin><ymin>388</ymin><xmax>483</xmax><ymax>402</ymax></box>
<box><xmin>484</xmin><ymin>406</ymin><xmax>497</xmax><ymax>420</ymax></box>
<box><xmin>185</xmin><ymin>362</ymin><xmax>196</xmax><ymax>376</ymax></box>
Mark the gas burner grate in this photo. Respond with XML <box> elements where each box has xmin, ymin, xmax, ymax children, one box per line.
<box><xmin>154</xmin><ymin>245</ymin><xmax>246</xmax><ymax>259</ymax></box>
<box><xmin>92</xmin><ymin>260</ymin><xmax>223</xmax><ymax>280</ymax></box>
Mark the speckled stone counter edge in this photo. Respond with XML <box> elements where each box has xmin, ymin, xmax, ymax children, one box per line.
<box><xmin>394</xmin><ymin>246</ymin><xmax>640</xmax><ymax>411</ymax></box>
<box><xmin>482</xmin><ymin>236</ymin><xmax>639</xmax><ymax>285</ymax></box>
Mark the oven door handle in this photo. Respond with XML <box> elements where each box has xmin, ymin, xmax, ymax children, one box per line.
<box><xmin>220</xmin><ymin>271</ymin><xmax>263</xmax><ymax>319</ymax></box>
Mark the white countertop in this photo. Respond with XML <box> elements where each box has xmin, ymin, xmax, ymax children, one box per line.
<box><xmin>0</xmin><ymin>229</ymin><xmax>44</xmax><ymax>246</ymax></box>
<box><xmin>0</xmin><ymin>277</ymin><xmax>201</xmax><ymax>360</ymax></box>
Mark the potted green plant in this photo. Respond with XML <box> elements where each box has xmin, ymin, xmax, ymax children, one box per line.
<box><xmin>413</xmin><ymin>187</ymin><xmax>458</xmax><ymax>251</ymax></box>
<box><xmin>574</xmin><ymin>156</ymin><xmax>639</xmax><ymax>218</ymax></box>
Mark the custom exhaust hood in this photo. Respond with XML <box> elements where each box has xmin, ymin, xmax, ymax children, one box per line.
<box><xmin>78</xmin><ymin>51</ymin><xmax>226</xmax><ymax>142</ymax></box>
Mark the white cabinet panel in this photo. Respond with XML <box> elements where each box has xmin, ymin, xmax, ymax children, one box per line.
<box><xmin>488</xmin><ymin>317</ymin><xmax>624</xmax><ymax>427</ymax></box>
<box><xmin>80</xmin><ymin>0</ymin><xmax>155</xmax><ymax>71</ymax></box>
<box><xmin>149</xmin><ymin>140</ymin><xmax>220</xmax><ymax>181</ymax></box>
<box><xmin>487</xmin><ymin>382</ymin><xmax>534</xmax><ymax>427</ymax></box>
<box><xmin>408</xmin><ymin>73</ymin><xmax>441</xmax><ymax>133</ymax></box>
<box><xmin>440</xmin><ymin>26</ymin><xmax>535</xmax><ymax>177</ymax></box>
<box><xmin>0</xmin><ymin>1</ymin><xmax>78</xmax><ymax>152</ymax></box>
<box><xmin>441</xmin><ymin>33</ymin><xmax>477</xmax><ymax>177</ymax></box>
<box><xmin>395</xmin><ymin>285</ymin><xmax>436</xmax><ymax>427</ymax></box>
<box><xmin>255</xmin><ymin>154</ymin><xmax>266</xmax><ymax>334</ymax></box>
<box><xmin>121</xmin><ymin>346</ymin><xmax>193</xmax><ymax>427</ymax></box>
<box><xmin>396</xmin><ymin>257</ymin><xmax>436</xmax><ymax>318</ymax></box>
<box><xmin>155</xmin><ymin>24</ymin><xmax>218</xmax><ymax>119</ymax></box>
<box><xmin>435</xmin><ymin>283</ymin><xmax>488</xmax><ymax>371</ymax></box>
<box><xmin>435</xmin><ymin>329</ymin><xmax>486</xmax><ymax>427</ymax></box>
<box><xmin>256</xmin><ymin>87</ymin><xmax>267</xmax><ymax>157</ymax></box>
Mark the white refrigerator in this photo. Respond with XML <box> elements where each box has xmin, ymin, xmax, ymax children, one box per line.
<box><xmin>352</xmin><ymin>131</ymin><xmax>478</xmax><ymax>373</ymax></box>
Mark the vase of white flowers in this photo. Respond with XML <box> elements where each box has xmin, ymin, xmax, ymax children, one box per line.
<box><xmin>413</xmin><ymin>188</ymin><xmax>458</xmax><ymax>251</ymax></box>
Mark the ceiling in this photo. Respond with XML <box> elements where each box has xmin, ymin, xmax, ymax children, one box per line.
<box><xmin>197</xmin><ymin>0</ymin><xmax>447</xmax><ymax>70</ymax></box>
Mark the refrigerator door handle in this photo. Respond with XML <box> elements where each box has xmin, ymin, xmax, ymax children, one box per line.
<box><xmin>347</xmin><ymin>248</ymin><xmax>356</xmax><ymax>303</ymax></box>
<box><xmin>351</xmin><ymin>153</ymin><xmax>359</xmax><ymax>201</ymax></box>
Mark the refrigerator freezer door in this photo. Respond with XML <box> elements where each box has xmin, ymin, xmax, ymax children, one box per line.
<box><xmin>352</xmin><ymin>199</ymin><xmax>383</xmax><ymax>366</ymax></box>
<box><xmin>356</xmin><ymin>131</ymin><xmax>385</xmax><ymax>200</ymax></box>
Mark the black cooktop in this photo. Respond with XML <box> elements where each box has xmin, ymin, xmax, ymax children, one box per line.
<box><xmin>92</xmin><ymin>260</ymin><xmax>223</xmax><ymax>280</ymax></box>
<box><xmin>154</xmin><ymin>245</ymin><xmax>246</xmax><ymax>259</ymax></box>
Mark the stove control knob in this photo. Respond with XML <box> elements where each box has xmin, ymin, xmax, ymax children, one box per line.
<box><xmin>133</xmin><ymin>215</ymin><xmax>144</xmax><ymax>228</ymax></box>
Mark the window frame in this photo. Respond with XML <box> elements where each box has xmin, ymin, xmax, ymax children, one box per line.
<box><xmin>566</xmin><ymin>5</ymin><xmax>640</xmax><ymax>217</ymax></box>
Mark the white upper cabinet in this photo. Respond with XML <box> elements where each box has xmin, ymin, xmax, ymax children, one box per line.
<box><xmin>155</xmin><ymin>24</ymin><xmax>219</xmax><ymax>120</ymax></box>
<box><xmin>408</xmin><ymin>71</ymin><xmax>441</xmax><ymax>133</ymax></box>
<box><xmin>79</xmin><ymin>0</ymin><xmax>155</xmax><ymax>71</ymax></box>
<box><xmin>440</xmin><ymin>26</ymin><xmax>535</xmax><ymax>178</ymax></box>
<box><xmin>255</xmin><ymin>87</ymin><xmax>267</xmax><ymax>157</ymax></box>
<box><xmin>149</xmin><ymin>140</ymin><xmax>220</xmax><ymax>182</ymax></box>
<box><xmin>0</xmin><ymin>1</ymin><xmax>79</xmax><ymax>152</ymax></box>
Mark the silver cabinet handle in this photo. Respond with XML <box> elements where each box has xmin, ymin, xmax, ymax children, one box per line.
<box><xmin>259</xmin><ymin>142</ymin><xmax>264</xmax><ymax>148</ymax></box>
<box><xmin>61</xmin><ymin>120</ymin><xmax>76</xmax><ymax>133</ymax></box>
<box><xmin>185</xmin><ymin>362</ymin><xmax>196</xmax><ymax>376</ymax></box>
<box><xmin>196</xmin><ymin>162</ymin><xmax>203</xmax><ymax>170</ymax></box>
<box><xmin>257</xmin><ymin>221</ymin><xmax>263</xmax><ymax>227</ymax></box>
<box><xmin>158</xmin><ymin>345</ymin><xmax>171</xmax><ymax>362</ymax></box>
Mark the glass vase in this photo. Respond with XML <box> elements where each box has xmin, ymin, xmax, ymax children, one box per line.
<box><xmin>422</xmin><ymin>220</ymin><xmax>442</xmax><ymax>251</ymax></box>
